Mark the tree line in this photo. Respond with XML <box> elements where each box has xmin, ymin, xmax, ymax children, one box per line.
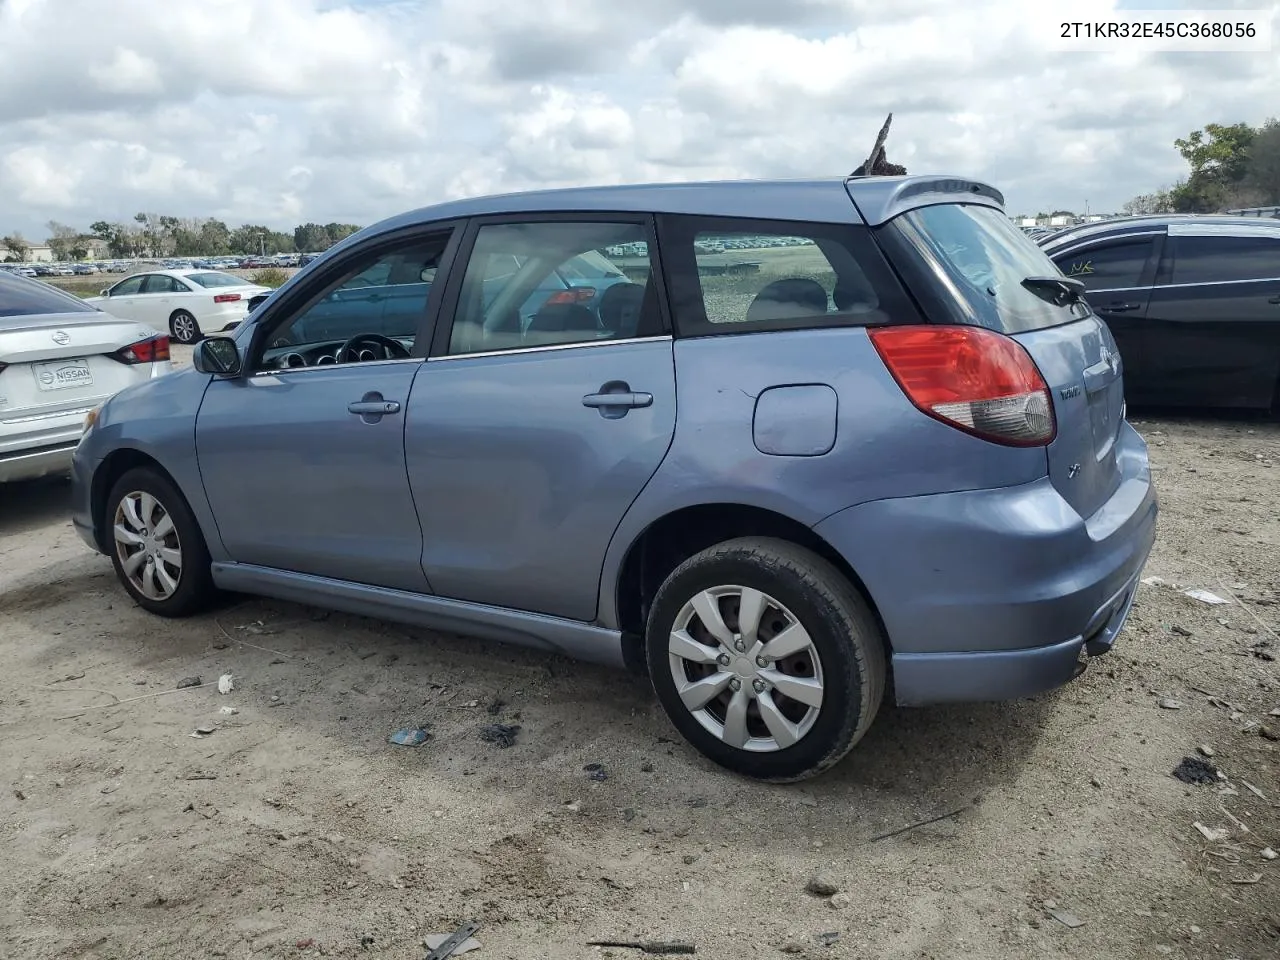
<box><xmin>1124</xmin><ymin>117</ymin><xmax>1280</xmax><ymax>215</ymax></box>
<box><xmin>1</xmin><ymin>216</ymin><xmax>363</xmax><ymax>262</ymax></box>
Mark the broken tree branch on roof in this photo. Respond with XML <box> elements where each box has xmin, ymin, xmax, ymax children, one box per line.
<box><xmin>852</xmin><ymin>113</ymin><xmax>907</xmax><ymax>176</ymax></box>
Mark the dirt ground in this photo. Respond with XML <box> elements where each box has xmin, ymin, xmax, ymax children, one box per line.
<box><xmin>2</xmin><ymin>386</ymin><xmax>1277</xmax><ymax>959</ymax></box>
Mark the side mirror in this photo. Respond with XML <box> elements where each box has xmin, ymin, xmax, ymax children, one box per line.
<box><xmin>222</xmin><ymin>320</ymin><xmax>241</xmax><ymax>332</ymax></box>
<box><xmin>247</xmin><ymin>293</ymin><xmax>269</xmax><ymax>311</ymax></box>
<box><xmin>100</xmin><ymin>288</ymin><xmax>110</xmax><ymax>296</ymax></box>
<box><xmin>192</xmin><ymin>337</ymin><xmax>243</xmax><ymax>377</ymax></box>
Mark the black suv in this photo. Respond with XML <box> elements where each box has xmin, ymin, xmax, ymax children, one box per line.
<box><xmin>1039</xmin><ymin>215</ymin><xmax>1280</xmax><ymax>410</ymax></box>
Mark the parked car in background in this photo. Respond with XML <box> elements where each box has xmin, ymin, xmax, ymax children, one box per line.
<box><xmin>0</xmin><ymin>270</ymin><xmax>170</xmax><ymax>483</ymax></box>
<box><xmin>82</xmin><ymin>269</ymin><xmax>272</xmax><ymax>345</ymax></box>
<box><xmin>71</xmin><ymin>175</ymin><xmax>1156</xmax><ymax>781</ymax></box>
<box><xmin>1039</xmin><ymin>215</ymin><xmax>1280</xmax><ymax>410</ymax></box>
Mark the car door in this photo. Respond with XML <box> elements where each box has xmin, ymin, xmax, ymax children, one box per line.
<box><xmin>1051</xmin><ymin>232</ymin><xmax>1162</xmax><ymax>405</ymax></box>
<box><xmin>1145</xmin><ymin>224</ymin><xmax>1280</xmax><ymax>407</ymax></box>
<box><xmin>194</xmin><ymin>226</ymin><xmax>461</xmax><ymax>592</ymax></box>
<box><xmin>133</xmin><ymin>274</ymin><xmax>183</xmax><ymax>327</ymax></box>
<box><xmin>100</xmin><ymin>274</ymin><xmax>146</xmax><ymax>319</ymax></box>
<box><xmin>406</xmin><ymin>216</ymin><xmax>677</xmax><ymax>622</ymax></box>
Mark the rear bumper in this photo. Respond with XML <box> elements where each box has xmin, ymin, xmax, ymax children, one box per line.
<box><xmin>813</xmin><ymin>423</ymin><xmax>1157</xmax><ymax>706</ymax></box>
<box><xmin>0</xmin><ymin>439</ymin><xmax>79</xmax><ymax>483</ymax></box>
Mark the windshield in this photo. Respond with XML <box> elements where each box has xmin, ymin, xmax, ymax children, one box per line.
<box><xmin>185</xmin><ymin>271</ymin><xmax>247</xmax><ymax>288</ymax></box>
<box><xmin>0</xmin><ymin>270</ymin><xmax>97</xmax><ymax>320</ymax></box>
<box><xmin>890</xmin><ymin>203</ymin><xmax>1089</xmax><ymax>333</ymax></box>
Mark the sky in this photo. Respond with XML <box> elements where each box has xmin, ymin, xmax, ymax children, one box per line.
<box><xmin>0</xmin><ymin>0</ymin><xmax>1277</xmax><ymax>240</ymax></box>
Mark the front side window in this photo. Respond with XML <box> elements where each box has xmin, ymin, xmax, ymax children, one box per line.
<box><xmin>1169</xmin><ymin>234</ymin><xmax>1280</xmax><ymax>285</ymax></box>
<box><xmin>108</xmin><ymin>276</ymin><xmax>145</xmax><ymax>296</ymax></box>
<box><xmin>661</xmin><ymin>216</ymin><xmax>904</xmax><ymax>336</ymax></box>
<box><xmin>257</xmin><ymin>233</ymin><xmax>450</xmax><ymax>367</ymax></box>
<box><xmin>1056</xmin><ymin>238</ymin><xmax>1155</xmax><ymax>291</ymax></box>
<box><xmin>446</xmin><ymin>221</ymin><xmax>658</xmax><ymax>356</ymax></box>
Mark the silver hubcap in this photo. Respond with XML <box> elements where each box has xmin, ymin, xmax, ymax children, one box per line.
<box><xmin>113</xmin><ymin>491</ymin><xmax>182</xmax><ymax>601</ymax></box>
<box><xmin>173</xmin><ymin>313</ymin><xmax>195</xmax><ymax>341</ymax></box>
<box><xmin>668</xmin><ymin>585</ymin><xmax>824</xmax><ymax>753</ymax></box>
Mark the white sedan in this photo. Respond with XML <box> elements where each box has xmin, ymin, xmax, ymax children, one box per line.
<box><xmin>83</xmin><ymin>269</ymin><xmax>273</xmax><ymax>345</ymax></box>
<box><xmin>1</xmin><ymin>270</ymin><xmax>171</xmax><ymax>484</ymax></box>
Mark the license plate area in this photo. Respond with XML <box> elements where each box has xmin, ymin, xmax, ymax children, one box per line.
<box><xmin>34</xmin><ymin>358</ymin><xmax>93</xmax><ymax>391</ymax></box>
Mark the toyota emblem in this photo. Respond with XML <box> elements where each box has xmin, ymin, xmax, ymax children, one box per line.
<box><xmin>52</xmin><ymin>330</ymin><xmax>70</xmax><ymax>345</ymax></box>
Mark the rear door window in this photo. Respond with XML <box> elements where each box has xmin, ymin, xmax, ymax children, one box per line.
<box><xmin>658</xmin><ymin>215</ymin><xmax>913</xmax><ymax>336</ymax></box>
<box><xmin>1055</xmin><ymin>238</ymin><xmax>1156</xmax><ymax>291</ymax></box>
<box><xmin>1168</xmin><ymin>234</ymin><xmax>1280</xmax><ymax>284</ymax></box>
<box><xmin>884</xmin><ymin>203</ymin><xmax>1091</xmax><ymax>333</ymax></box>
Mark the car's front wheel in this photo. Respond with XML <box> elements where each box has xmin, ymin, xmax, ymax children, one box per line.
<box><xmin>646</xmin><ymin>537</ymin><xmax>887</xmax><ymax>782</ymax></box>
<box><xmin>106</xmin><ymin>467</ymin><xmax>217</xmax><ymax>617</ymax></box>
<box><xmin>169</xmin><ymin>309</ymin><xmax>201</xmax><ymax>344</ymax></box>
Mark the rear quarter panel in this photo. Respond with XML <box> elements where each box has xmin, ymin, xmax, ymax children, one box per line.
<box><xmin>596</xmin><ymin>326</ymin><xmax>1049</xmax><ymax>627</ymax></box>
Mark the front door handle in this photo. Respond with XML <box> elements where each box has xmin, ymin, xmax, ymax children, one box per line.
<box><xmin>1268</xmin><ymin>295</ymin><xmax>1280</xmax><ymax>305</ymax></box>
<box><xmin>348</xmin><ymin>400</ymin><xmax>401</xmax><ymax>415</ymax></box>
<box><xmin>348</xmin><ymin>391</ymin><xmax>400</xmax><ymax>424</ymax></box>
<box><xmin>582</xmin><ymin>392</ymin><xmax>653</xmax><ymax>409</ymax></box>
<box><xmin>1103</xmin><ymin>302</ymin><xmax>1141</xmax><ymax>313</ymax></box>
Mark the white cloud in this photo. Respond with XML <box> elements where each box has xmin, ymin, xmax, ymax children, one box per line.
<box><xmin>0</xmin><ymin>0</ymin><xmax>1277</xmax><ymax>239</ymax></box>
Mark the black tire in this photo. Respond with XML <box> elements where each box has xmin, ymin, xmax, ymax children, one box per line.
<box><xmin>169</xmin><ymin>309</ymin><xmax>201</xmax><ymax>344</ymax></box>
<box><xmin>646</xmin><ymin>537</ymin><xmax>886</xmax><ymax>783</ymax></box>
<box><xmin>105</xmin><ymin>467</ymin><xmax>217</xmax><ymax>618</ymax></box>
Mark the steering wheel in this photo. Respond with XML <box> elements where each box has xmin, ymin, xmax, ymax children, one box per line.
<box><xmin>335</xmin><ymin>334</ymin><xmax>411</xmax><ymax>364</ymax></box>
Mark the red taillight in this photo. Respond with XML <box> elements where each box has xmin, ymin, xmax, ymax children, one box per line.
<box><xmin>544</xmin><ymin>286</ymin><xmax>596</xmax><ymax>305</ymax></box>
<box><xmin>868</xmin><ymin>324</ymin><xmax>1056</xmax><ymax>447</ymax></box>
<box><xmin>213</xmin><ymin>293</ymin><xmax>241</xmax><ymax>303</ymax></box>
<box><xmin>112</xmin><ymin>334</ymin><xmax>171</xmax><ymax>364</ymax></box>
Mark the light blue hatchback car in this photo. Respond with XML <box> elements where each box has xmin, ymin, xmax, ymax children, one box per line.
<box><xmin>71</xmin><ymin>176</ymin><xmax>1157</xmax><ymax>781</ymax></box>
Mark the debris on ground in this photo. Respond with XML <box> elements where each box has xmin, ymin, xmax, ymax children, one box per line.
<box><xmin>1184</xmin><ymin>588</ymin><xmax>1230</xmax><ymax>605</ymax></box>
<box><xmin>805</xmin><ymin>874</ymin><xmax>839</xmax><ymax>897</ymax></box>
<box><xmin>424</xmin><ymin>921</ymin><xmax>481</xmax><ymax>959</ymax></box>
<box><xmin>815</xmin><ymin>931</ymin><xmax>840</xmax><ymax>947</ymax></box>
<box><xmin>1232</xmin><ymin>873</ymin><xmax>1263</xmax><ymax>884</ymax></box>
<box><xmin>176</xmin><ymin>676</ymin><xmax>202</xmax><ymax>689</ymax></box>
<box><xmin>219</xmin><ymin>706</ymin><xmax>238</xmax><ymax>716</ymax></box>
<box><xmin>1171</xmin><ymin>624</ymin><xmax>1193</xmax><ymax>637</ymax></box>
<box><xmin>1241</xmin><ymin>780</ymin><xmax>1267</xmax><ymax>800</ymax></box>
<box><xmin>190</xmin><ymin>726</ymin><xmax>216</xmax><ymax>739</ymax></box>
<box><xmin>828</xmin><ymin>893</ymin><xmax>851</xmax><ymax>910</ymax></box>
<box><xmin>1196</xmin><ymin>744</ymin><xmax>1214</xmax><ymax>757</ymax></box>
<box><xmin>486</xmin><ymin>698</ymin><xmax>504</xmax><ymax>715</ymax></box>
<box><xmin>1158</xmin><ymin>698</ymin><xmax>1184</xmax><ymax>710</ymax></box>
<box><xmin>1260</xmin><ymin>847</ymin><xmax>1277</xmax><ymax>860</ymax></box>
<box><xmin>868</xmin><ymin>804</ymin><xmax>969</xmax><ymax>842</ymax></box>
<box><xmin>387</xmin><ymin>727</ymin><xmax>430</xmax><ymax>747</ymax></box>
<box><xmin>587</xmin><ymin>939</ymin><xmax>696</xmax><ymax>954</ymax></box>
<box><xmin>584</xmin><ymin>763</ymin><xmax>608</xmax><ymax>781</ymax></box>
<box><xmin>1194</xmin><ymin>822</ymin><xmax>1230</xmax><ymax>842</ymax></box>
<box><xmin>217</xmin><ymin>674</ymin><xmax>234</xmax><ymax>695</ymax></box>
<box><xmin>14</xmin><ymin>790</ymin><xmax>25</xmax><ymax>801</ymax></box>
<box><xmin>1046</xmin><ymin>905</ymin><xmax>1086</xmax><ymax>928</ymax></box>
<box><xmin>479</xmin><ymin>723</ymin><xmax>520</xmax><ymax>748</ymax></box>
<box><xmin>1259</xmin><ymin>725</ymin><xmax>1278</xmax><ymax>742</ymax></box>
<box><xmin>1172</xmin><ymin>756</ymin><xmax>1220</xmax><ymax>784</ymax></box>
<box><xmin>1141</xmin><ymin>576</ymin><xmax>1166</xmax><ymax>586</ymax></box>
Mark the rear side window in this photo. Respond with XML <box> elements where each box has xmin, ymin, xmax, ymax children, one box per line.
<box><xmin>886</xmin><ymin>203</ymin><xmax>1090</xmax><ymax>334</ymax></box>
<box><xmin>660</xmin><ymin>215</ymin><xmax>911</xmax><ymax>336</ymax></box>
<box><xmin>186</xmin><ymin>271</ymin><xmax>246</xmax><ymax>288</ymax></box>
<box><xmin>0</xmin><ymin>270</ymin><xmax>96</xmax><ymax>321</ymax></box>
<box><xmin>1169</xmin><ymin>234</ymin><xmax>1280</xmax><ymax>285</ymax></box>
<box><xmin>1056</xmin><ymin>238</ymin><xmax>1155</xmax><ymax>291</ymax></box>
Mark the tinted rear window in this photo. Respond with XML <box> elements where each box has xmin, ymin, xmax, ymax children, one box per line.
<box><xmin>0</xmin><ymin>271</ymin><xmax>97</xmax><ymax>321</ymax></box>
<box><xmin>185</xmin><ymin>271</ymin><xmax>245</xmax><ymax>288</ymax></box>
<box><xmin>889</xmin><ymin>203</ymin><xmax>1089</xmax><ymax>333</ymax></box>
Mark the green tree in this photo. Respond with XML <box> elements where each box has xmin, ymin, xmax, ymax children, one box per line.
<box><xmin>1169</xmin><ymin>122</ymin><xmax>1257</xmax><ymax>212</ymax></box>
<box><xmin>1122</xmin><ymin>189</ymin><xmax>1175</xmax><ymax>216</ymax></box>
<box><xmin>1244</xmin><ymin>117</ymin><xmax>1280</xmax><ymax>205</ymax></box>
<box><xmin>323</xmin><ymin>222</ymin><xmax>361</xmax><ymax>246</ymax></box>
<box><xmin>2</xmin><ymin>233</ymin><xmax>29</xmax><ymax>261</ymax></box>
<box><xmin>47</xmin><ymin>220</ymin><xmax>89</xmax><ymax>260</ymax></box>
<box><xmin>199</xmin><ymin>219</ymin><xmax>231</xmax><ymax>256</ymax></box>
<box><xmin>293</xmin><ymin>222</ymin><xmax>328</xmax><ymax>252</ymax></box>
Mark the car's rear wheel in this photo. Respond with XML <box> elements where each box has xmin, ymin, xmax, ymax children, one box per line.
<box><xmin>169</xmin><ymin>309</ymin><xmax>201</xmax><ymax>344</ymax></box>
<box><xmin>106</xmin><ymin>467</ymin><xmax>217</xmax><ymax>617</ymax></box>
<box><xmin>646</xmin><ymin>537</ymin><xmax>887</xmax><ymax>782</ymax></box>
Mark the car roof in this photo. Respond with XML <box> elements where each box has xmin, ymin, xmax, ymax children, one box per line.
<box><xmin>1041</xmin><ymin>214</ymin><xmax>1280</xmax><ymax>251</ymax></box>
<box><xmin>358</xmin><ymin>175</ymin><xmax>1007</xmax><ymax>239</ymax></box>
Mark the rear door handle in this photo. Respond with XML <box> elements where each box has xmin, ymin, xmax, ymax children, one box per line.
<box><xmin>1268</xmin><ymin>295</ymin><xmax>1280</xmax><ymax>304</ymax></box>
<box><xmin>583</xmin><ymin>392</ymin><xmax>652</xmax><ymax>409</ymax></box>
<box><xmin>1103</xmin><ymin>302</ymin><xmax>1140</xmax><ymax>312</ymax></box>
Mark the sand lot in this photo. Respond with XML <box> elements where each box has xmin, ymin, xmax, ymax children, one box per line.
<box><xmin>1</xmin><ymin>398</ymin><xmax>1277</xmax><ymax>959</ymax></box>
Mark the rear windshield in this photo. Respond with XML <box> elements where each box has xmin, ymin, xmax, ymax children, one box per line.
<box><xmin>0</xmin><ymin>270</ymin><xmax>97</xmax><ymax>321</ymax></box>
<box><xmin>185</xmin><ymin>271</ymin><xmax>245</xmax><ymax>288</ymax></box>
<box><xmin>889</xmin><ymin>203</ymin><xmax>1089</xmax><ymax>333</ymax></box>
